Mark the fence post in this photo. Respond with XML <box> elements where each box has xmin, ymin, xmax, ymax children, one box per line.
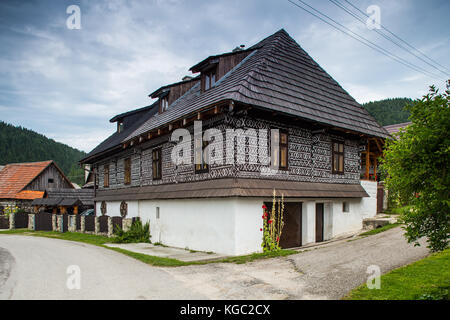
<box><xmin>9</xmin><ymin>212</ymin><xmax>15</xmax><ymax>230</ymax></box>
<box><xmin>95</xmin><ymin>217</ymin><xmax>100</xmax><ymax>234</ymax></box>
<box><xmin>122</xmin><ymin>218</ymin><xmax>132</xmax><ymax>232</ymax></box>
<box><xmin>107</xmin><ymin>216</ymin><xmax>113</xmax><ymax>237</ymax></box>
<box><xmin>52</xmin><ymin>214</ymin><xmax>57</xmax><ymax>231</ymax></box>
<box><xmin>57</xmin><ymin>215</ymin><xmax>63</xmax><ymax>232</ymax></box>
<box><xmin>28</xmin><ymin>214</ymin><xmax>35</xmax><ymax>231</ymax></box>
<box><xmin>80</xmin><ymin>216</ymin><xmax>85</xmax><ymax>233</ymax></box>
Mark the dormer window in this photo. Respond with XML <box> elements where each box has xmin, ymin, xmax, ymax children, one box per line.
<box><xmin>118</xmin><ymin>121</ymin><xmax>124</xmax><ymax>133</ymax></box>
<box><xmin>160</xmin><ymin>96</ymin><xmax>169</xmax><ymax>113</ymax></box>
<box><xmin>202</xmin><ymin>68</ymin><xmax>216</xmax><ymax>92</ymax></box>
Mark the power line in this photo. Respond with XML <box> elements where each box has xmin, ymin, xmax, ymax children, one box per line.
<box><xmin>341</xmin><ymin>0</ymin><xmax>450</xmax><ymax>75</ymax></box>
<box><xmin>331</xmin><ymin>0</ymin><xmax>450</xmax><ymax>77</ymax></box>
<box><xmin>286</xmin><ymin>0</ymin><xmax>446</xmax><ymax>82</ymax></box>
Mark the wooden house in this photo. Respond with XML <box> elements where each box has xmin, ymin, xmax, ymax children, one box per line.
<box><xmin>0</xmin><ymin>160</ymin><xmax>74</xmax><ymax>213</ymax></box>
<box><xmin>81</xmin><ymin>30</ymin><xmax>388</xmax><ymax>255</ymax></box>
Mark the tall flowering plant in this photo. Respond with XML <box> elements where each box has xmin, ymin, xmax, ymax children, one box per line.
<box><xmin>261</xmin><ymin>190</ymin><xmax>285</xmax><ymax>252</ymax></box>
<box><xmin>3</xmin><ymin>204</ymin><xmax>18</xmax><ymax>217</ymax></box>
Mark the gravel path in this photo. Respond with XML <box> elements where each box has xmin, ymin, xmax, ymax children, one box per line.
<box><xmin>163</xmin><ymin>227</ymin><xmax>430</xmax><ymax>299</ymax></box>
<box><xmin>0</xmin><ymin>227</ymin><xmax>430</xmax><ymax>300</ymax></box>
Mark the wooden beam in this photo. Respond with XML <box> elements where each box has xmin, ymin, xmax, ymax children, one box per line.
<box><xmin>374</xmin><ymin>138</ymin><xmax>383</xmax><ymax>154</ymax></box>
<box><xmin>197</xmin><ymin>112</ymin><xmax>202</xmax><ymax>120</ymax></box>
<box><xmin>373</xmin><ymin>156</ymin><xmax>377</xmax><ymax>180</ymax></box>
<box><xmin>157</xmin><ymin>129</ymin><xmax>161</xmax><ymax>136</ymax></box>
<box><xmin>147</xmin><ymin>132</ymin><xmax>152</xmax><ymax>139</ymax></box>
<box><xmin>214</xmin><ymin>106</ymin><xmax>219</xmax><ymax>114</ymax></box>
<box><xmin>183</xmin><ymin>118</ymin><xmax>187</xmax><ymax>126</ymax></box>
<box><xmin>365</xmin><ymin>140</ymin><xmax>370</xmax><ymax>180</ymax></box>
<box><xmin>169</xmin><ymin>124</ymin><xmax>173</xmax><ymax>131</ymax></box>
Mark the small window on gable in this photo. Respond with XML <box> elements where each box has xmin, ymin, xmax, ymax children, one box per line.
<box><xmin>332</xmin><ymin>141</ymin><xmax>345</xmax><ymax>174</ymax></box>
<box><xmin>160</xmin><ymin>96</ymin><xmax>169</xmax><ymax>113</ymax></box>
<box><xmin>203</xmin><ymin>68</ymin><xmax>216</xmax><ymax>92</ymax></box>
<box><xmin>48</xmin><ymin>178</ymin><xmax>54</xmax><ymax>184</ymax></box>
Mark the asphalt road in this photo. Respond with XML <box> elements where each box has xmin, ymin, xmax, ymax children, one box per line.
<box><xmin>0</xmin><ymin>235</ymin><xmax>205</xmax><ymax>300</ymax></box>
<box><xmin>0</xmin><ymin>227</ymin><xmax>430</xmax><ymax>300</ymax></box>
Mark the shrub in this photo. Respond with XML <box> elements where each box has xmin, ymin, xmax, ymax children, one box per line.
<box><xmin>112</xmin><ymin>219</ymin><xmax>151</xmax><ymax>243</ymax></box>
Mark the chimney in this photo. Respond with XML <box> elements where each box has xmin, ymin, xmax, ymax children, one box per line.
<box><xmin>232</xmin><ymin>44</ymin><xmax>245</xmax><ymax>53</ymax></box>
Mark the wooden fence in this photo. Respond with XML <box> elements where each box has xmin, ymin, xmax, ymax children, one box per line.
<box><xmin>35</xmin><ymin>212</ymin><xmax>52</xmax><ymax>231</ymax></box>
<box><xmin>0</xmin><ymin>215</ymin><xmax>9</xmax><ymax>229</ymax></box>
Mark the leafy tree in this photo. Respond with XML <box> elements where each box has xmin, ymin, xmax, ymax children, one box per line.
<box><xmin>363</xmin><ymin>97</ymin><xmax>413</xmax><ymax>126</ymax></box>
<box><xmin>381</xmin><ymin>82</ymin><xmax>449</xmax><ymax>252</ymax></box>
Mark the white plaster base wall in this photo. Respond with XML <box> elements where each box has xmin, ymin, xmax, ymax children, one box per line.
<box><xmin>97</xmin><ymin>197</ymin><xmax>263</xmax><ymax>256</ymax></box>
<box><xmin>95</xmin><ymin>181</ymin><xmax>378</xmax><ymax>255</ymax></box>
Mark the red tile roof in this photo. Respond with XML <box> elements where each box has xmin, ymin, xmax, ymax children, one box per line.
<box><xmin>0</xmin><ymin>161</ymin><xmax>52</xmax><ymax>200</ymax></box>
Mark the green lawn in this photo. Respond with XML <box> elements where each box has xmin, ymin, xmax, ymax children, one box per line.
<box><xmin>345</xmin><ymin>248</ymin><xmax>450</xmax><ymax>300</ymax></box>
<box><xmin>0</xmin><ymin>229</ymin><xmax>298</xmax><ymax>267</ymax></box>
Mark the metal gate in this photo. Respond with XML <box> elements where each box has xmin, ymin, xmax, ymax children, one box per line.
<box><xmin>35</xmin><ymin>212</ymin><xmax>52</xmax><ymax>231</ymax></box>
<box><xmin>75</xmin><ymin>215</ymin><xmax>81</xmax><ymax>231</ymax></box>
<box><xmin>112</xmin><ymin>216</ymin><xmax>122</xmax><ymax>231</ymax></box>
<box><xmin>0</xmin><ymin>216</ymin><xmax>9</xmax><ymax>229</ymax></box>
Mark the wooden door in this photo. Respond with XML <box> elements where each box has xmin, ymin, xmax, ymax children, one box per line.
<box><xmin>377</xmin><ymin>185</ymin><xmax>384</xmax><ymax>213</ymax></box>
<box><xmin>265</xmin><ymin>202</ymin><xmax>302</xmax><ymax>248</ymax></box>
<box><xmin>315</xmin><ymin>203</ymin><xmax>324</xmax><ymax>243</ymax></box>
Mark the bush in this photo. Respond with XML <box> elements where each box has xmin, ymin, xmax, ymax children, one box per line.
<box><xmin>112</xmin><ymin>219</ymin><xmax>151</xmax><ymax>243</ymax></box>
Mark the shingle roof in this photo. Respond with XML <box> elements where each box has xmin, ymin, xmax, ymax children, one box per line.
<box><xmin>0</xmin><ymin>161</ymin><xmax>53</xmax><ymax>200</ymax></box>
<box><xmin>126</xmin><ymin>29</ymin><xmax>388</xmax><ymax>141</ymax></box>
<box><xmin>45</xmin><ymin>188</ymin><xmax>94</xmax><ymax>206</ymax></box>
<box><xmin>82</xmin><ymin>101</ymin><xmax>159</xmax><ymax>162</ymax></box>
<box><xmin>383</xmin><ymin>122</ymin><xmax>411</xmax><ymax>135</ymax></box>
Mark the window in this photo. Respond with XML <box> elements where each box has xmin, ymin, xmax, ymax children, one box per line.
<box><xmin>124</xmin><ymin>158</ymin><xmax>131</xmax><ymax>185</ymax></box>
<box><xmin>117</xmin><ymin>121</ymin><xmax>124</xmax><ymax>133</ymax></box>
<box><xmin>332</xmin><ymin>141</ymin><xmax>345</xmax><ymax>174</ymax></box>
<box><xmin>120</xmin><ymin>201</ymin><xmax>128</xmax><ymax>218</ymax></box>
<box><xmin>104</xmin><ymin>165</ymin><xmax>110</xmax><ymax>188</ymax></box>
<box><xmin>272</xmin><ymin>130</ymin><xmax>289</xmax><ymax>170</ymax></box>
<box><xmin>100</xmin><ymin>201</ymin><xmax>107</xmax><ymax>215</ymax></box>
<box><xmin>343</xmin><ymin>201</ymin><xmax>350</xmax><ymax>213</ymax></box>
<box><xmin>194</xmin><ymin>137</ymin><xmax>209</xmax><ymax>173</ymax></box>
<box><xmin>48</xmin><ymin>178</ymin><xmax>54</xmax><ymax>183</ymax></box>
<box><xmin>160</xmin><ymin>96</ymin><xmax>169</xmax><ymax>112</ymax></box>
<box><xmin>203</xmin><ymin>68</ymin><xmax>216</xmax><ymax>91</ymax></box>
<box><xmin>156</xmin><ymin>207</ymin><xmax>160</xmax><ymax>219</ymax></box>
<box><xmin>152</xmin><ymin>149</ymin><xmax>162</xmax><ymax>180</ymax></box>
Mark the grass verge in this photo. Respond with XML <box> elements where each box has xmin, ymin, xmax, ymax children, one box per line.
<box><xmin>0</xmin><ymin>229</ymin><xmax>298</xmax><ymax>267</ymax></box>
<box><xmin>344</xmin><ymin>248</ymin><xmax>450</xmax><ymax>300</ymax></box>
<box><xmin>359</xmin><ymin>223</ymin><xmax>401</xmax><ymax>236</ymax></box>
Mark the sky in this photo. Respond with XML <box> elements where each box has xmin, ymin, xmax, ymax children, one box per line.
<box><xmin>0</xmin><ymin>0</ymin><xmax>448</xmax><ymax>152</ymax></box>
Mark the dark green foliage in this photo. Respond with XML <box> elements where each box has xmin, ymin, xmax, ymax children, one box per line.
<box><xmin>363</xmin><ymin>98</ymin><xmax>413</xmax><ymax>126</ymax></box>
<box><xmin>113</xmin><ymin>220</ymin><xmax>151</xmax><ymax>243</ymax></box>
<box><xmin>381</xmin><ymin>83</ymin><xmax>450</xmax><ymax>252</ymax></box>
<box><xmin>0</xmin><ymin>121</ymin><xmax>86</xmax><ymax>185</ymax></box>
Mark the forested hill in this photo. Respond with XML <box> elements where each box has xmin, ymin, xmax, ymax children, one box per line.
<box><xmin>0</xmin><ymin>121</ymin><xmax>86</xmax><ymax>185</ymax></box>
<box><xmin>362</xmin><ymin>97</ymin><xmax>413</xmax><ymax>126</ymax></box>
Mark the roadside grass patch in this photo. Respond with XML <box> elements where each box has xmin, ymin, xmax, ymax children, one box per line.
<box><xmin>0</xmin><ymin>229</ymin><xmax>299</xmax><ymax>267</ymax></box>
<box><xmin>359</xmin><ymin>223</ymin><xmax>401</xmax><ymax>236</ymax></box>
<box><xmin>344</xmin><ymin>248</ymin><xmax>450</xmax><ymax>300</ymax></box>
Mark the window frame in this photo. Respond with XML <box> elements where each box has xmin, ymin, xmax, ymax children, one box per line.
<box><xmin>194</xmin><ymin>137</ymin><xmax>209</xmax><ymax>174</ymax></box>
<box><xmin>103</xmin><ymin>164</ymin><xmax>110</xmax><ymax>188</ymax></box>
<box><xmin>202</xmin><ymin>67</ymin><xmax>217</xmax><ymax>92</ymax></box>
<box><xmin>271</xmin><ymin>130</ymin><xmax>289</xmax><ymax>171</ymax></box>
<box><xmin>124</xmin><ymin>158</ymin><xmax>131</xmax><ymax>185</ymax></box>
<box><xmin>332</xmin><ymin>141</ymin><xmax>345</xmax><ymax>175</ymax></box>
<box><xmin>160</xmin><ymin>96</ymin><xmax>169</xmax><ymax>113</ymax></box>
<box><xmin>152</xmin><ymin>148</ymin><xmax>162</xmax><ymax>180</ymax></box>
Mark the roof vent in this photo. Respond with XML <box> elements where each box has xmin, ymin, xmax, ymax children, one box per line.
<box><xmin>182</xmin><ymin>76</ymin><xmax>193</xmax><ymax>81</ymax></box>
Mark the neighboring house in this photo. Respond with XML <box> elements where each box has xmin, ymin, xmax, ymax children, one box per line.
<box><xmin>32</xmin><ymin>188</ymin><xmax>94</xmax><ymax>214</ymax></box>
<box><xmin>383</xmin><ymin>122</ymin><xmax>412</xmax><ymax>137</ymax></box>
<box><xmin>0</xmin><ymin>160</ymin><xmax>74</xmax><ymax>213</ymax></box>
<box><xmin>81</xmin><ymin>29</ymin><xmax>388</xmax><ymax>255</ymax></box>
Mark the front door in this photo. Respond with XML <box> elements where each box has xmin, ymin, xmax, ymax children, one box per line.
<box><xmin>315</xmin><ymin>203</ymin><xmax>324</xmax><ymax>242</ymax></box>
<box><xmin>265</xmin><ymin>202</ymin><xmax>302</xmax><ymax>248</ymax></box>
